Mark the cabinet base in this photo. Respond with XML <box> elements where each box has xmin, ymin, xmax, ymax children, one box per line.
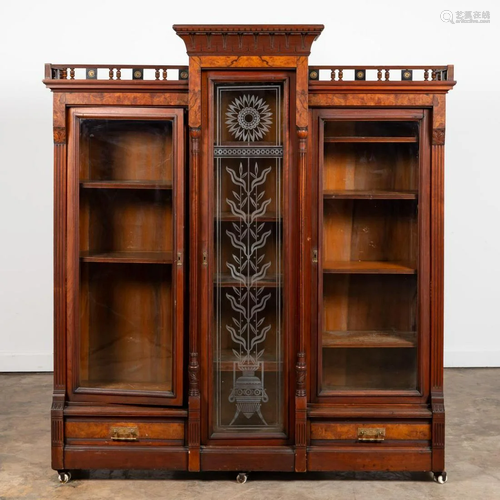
<box><xmin>307</xmin><ymin>447</ymin><xmax>432</xmax><ymax>472</ymax></box>
<box><xmin>64</xmin><ymin>446</ymin><xmax>188</xmax><ymax>470</ymax></box>
<box><xmin>200</xmin><ymin>446</ymin><xmax>295</xmax><ymax>471</ymax></box>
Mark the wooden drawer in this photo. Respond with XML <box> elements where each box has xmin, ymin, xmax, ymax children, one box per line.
<box><xmin>310</xmin><ymin>421</ymin><xmax>431</xmax><ymax>444</ymax></box>
<box><xmin>65</xmin><ymin>419</ymin><xmax>185</xmax><ymax>446</ymax></box>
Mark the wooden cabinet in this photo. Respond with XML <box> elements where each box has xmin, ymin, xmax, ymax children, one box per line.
<box><xmin>43</xmin><ymin>24</ymin><xmax>455</xmax><ymax>483</ymax></box>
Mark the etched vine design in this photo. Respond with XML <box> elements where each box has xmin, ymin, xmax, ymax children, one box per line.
<box><xmin>225</xmin><ymin>162</ymin><xmax>273</xmax><ymax>425</ymax></box>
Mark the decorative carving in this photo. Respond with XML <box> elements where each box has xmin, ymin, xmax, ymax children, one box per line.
<box><xmin>53</xmin><ymin>127</ymin><xmax>66</xmax><ymax>144</ymax></box>
<box><xmin>297</xmin><ymin>127</ymin><xmax>308</xmax><ymax>155</ymax></box>
<box><xmin>188</xmin><ymin>352</ymin><xmax>200</xmax><ymax>397</ymax></box>
<box><xmin>51</xmin><ymin>401</ymin><xmax>65</xmax><ymax>412</ymax></box>
<box><xmin>190</xmin><ymin>126</ymin><xmax>201</xmax><ymax>152</ymax></box>
<box><xmin>296</xmin><ymin>352</ymin><xmax>307</xmax><ymax>397</ymax></box>
<box><xmin>173</xmin><ymin>24</ymin><xmax>324</xmax><ymax>56</ymax></box>
<box><xmin>433</xmin><ymin>128</ymin><xmax>446</xmax><ymax>145</ymax></box>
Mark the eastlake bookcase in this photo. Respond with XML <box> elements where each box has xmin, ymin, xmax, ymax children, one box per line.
<box><xmin>43</xmin><ymin>24</ymin><xmax>455</xmax><ymax>484</ymax></box>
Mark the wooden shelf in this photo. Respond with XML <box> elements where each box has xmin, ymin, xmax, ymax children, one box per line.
<box><xmin>80</xmin><ymin>380</ymin><xmax>172</xmax><ymax>391</ymax></box>
<box><xmin>322</xmin><ymin>330</ymin><xmax>417</xmax><ymax>349</ymax></box>
<box><xmin>80</xmin><ymin>250</ymin><xmax>173</xmax><ymax>264</ymax></box>
<box><xmin>324</xmin><ymin>189</ymin><xmax>417</xmax><ymax>200</ymax></box>
<box><xmin>216</xmin><ymin>212</ymin><xmax>282</xmax><ymax>222</ymax></box>
<box><xmin>323</xmin><ymin>260</ymin><xmax>416</xmax><ymax>274</ymax></box>
<box><xmin>215</xmin><ymin>273</ymin><xmax>282</xmax><ymax>287</ymax></box>
<box><xmin>324</xmin><ymin>136</ymin><xmax>417</xmax><ymax>143</ymax></box>
<box><xmin>80</xmin><ymin>180</ymin><xmax>173</xmax><ymax>190</ymax></box>
<box><xmin>216</xmin><ymin>351</ymin><xmax>282</xmax><ymax>372</ymax></box>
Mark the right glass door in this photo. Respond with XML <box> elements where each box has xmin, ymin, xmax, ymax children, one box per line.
<box><xmin>317</xmin><ymin>109</ymin><xmax>429</xmax><ymax>395</ymax></box>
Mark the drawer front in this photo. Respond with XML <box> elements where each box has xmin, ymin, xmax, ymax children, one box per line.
<box><xmin>65</xmin><ymin>419</ymin><xmax>185</xmax><ymax>446</ymax></box>
<box><xmin>310</xmin><ymin>421</ymin><xmax>431</xmax><ymax>443</ymax></box>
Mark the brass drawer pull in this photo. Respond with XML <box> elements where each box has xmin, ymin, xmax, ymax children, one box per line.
<box><xmin>357</xmin><ymin>427</ymin><xmax>385</xmax><ymax>442</ymax></box>
<box><xmin>110</xmin><ymin>426</ymin><xmax>138</xmax><ymax>441</ymax></box>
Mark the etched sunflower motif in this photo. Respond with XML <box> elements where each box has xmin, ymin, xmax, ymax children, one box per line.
<box><xmin>225</xmin><ymin>94</ymin><xmax>273</xmax><ymax>142</ymax></box>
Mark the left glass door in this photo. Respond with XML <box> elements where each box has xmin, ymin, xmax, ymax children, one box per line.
<box><xmin>68</xmin><ymin>108</ymin><xmax>184</xmax><ymax>405</ymax></box>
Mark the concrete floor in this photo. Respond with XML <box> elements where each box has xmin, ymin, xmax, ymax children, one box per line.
<box><xmin>0</xmin><ymin>369</ymin><xmax>499</xmax><ymax>499</ymax></box>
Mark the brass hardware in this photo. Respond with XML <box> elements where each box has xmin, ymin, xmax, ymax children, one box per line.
<box><xmin>309</xmin><ymin>69</ymin><xmax>319</xmax><ymax>80</ymax></box>
<box><xmin>86</xmin><ymin>68</ymin><xmax>97</xmax><ymax>79</ymax></box>
<box><xmin>202</xmin><ymin>251</ymin><xmax>208</xmax><ymax>266</ymax></box>
<box><xmin>177</xmin><ymin>252</ymin><xmax>183</xmax><ymax>266</ymax></box>
<box><xmin>357</xmin><ymin>427</ymin><xmax>385</xmax><ymax>442</ymax></box>
<box><xmin>179</xmin><ymin>70</ymin><xmax>189</xmax><ymax>80</ymax></box>
<box><xmin>312</xmin><ymin>249</ymin><xmax>318</xmax><ymax>263</ymax></box>
<box><xmin>110</xmin><ymin>426</ymin><xmax>138</xmax><ymax>441</ymax></box>
<box><xmin>133</xmin><ymin>69</ymin><xmax>143</xmax><ymax>80</ymax></box>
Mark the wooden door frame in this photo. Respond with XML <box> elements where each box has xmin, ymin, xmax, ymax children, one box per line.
<box><xmin>308</xmin><ymin>107</ymin><xmax>432</xmax><ymax>406</ymax></box>
<box><xmin>66</xmin><ymin>106</ymin><xmax>185</xmax><ymax>406</ymax></box>
<box><xmin>198</xmin><ymin>70</ymin><xmax>297</xmax><ymax>446</ymax></box>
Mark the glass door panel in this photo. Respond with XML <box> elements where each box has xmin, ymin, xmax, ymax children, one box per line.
<box><xmin>212</xmin><ymin>83</ymin><xmax>285</xmax><ymax>434</ymax></box>
<box><xmin>73</xmin><ymin>110</ymin><xmax>183</xmax><ymax>402</ymax></box>
<box><xmin>320</xmin><ymin>118</ymin><xmax>420</xmax><ymax>394</ymax></box>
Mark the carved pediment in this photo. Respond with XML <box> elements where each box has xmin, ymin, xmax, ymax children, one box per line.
<box><xmin>173</xmin><ymin>24</ymin><xmax>324</xmax><ymax>56</ymax></box>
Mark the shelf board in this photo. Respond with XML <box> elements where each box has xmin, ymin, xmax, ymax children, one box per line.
<box><xmin>216</xmin><ymin>351</ymin><xmax>282</xmax><ymax>372</ymax></box>
<box><xmin>324</xmin><ymin>136</ymin><xmax>417</xmax><ymax>143</ymax></box>
<box><xmin>80</xmin><ymin>180</ymin><xmax>173</xmax><ymax>190</ymax></box>
<box><xmin>324</xmin><ymin>189</ymin><xmax>417</xmax><ymax>200</ymax></box>
<box><xmin>216</xmin><ymin>212</ymin><xmax>282</xmax><ymax>222</ymax></box>
<box><xmin>80</xmin><ymin>380</ymin><xmax>172</xmax><ymax>391</ymax></box>
<box><xmin>323</xmin><ymin>260</ymin><xmax>416</xmax><ymax>274</ymax></box>
<box><xmin>80</xmin><ymin>250</ymin><xmax>173</xmax><ymax>264</ymax></box>
<box><xmin>215</xmin><ymin>273</ymin><xmax>282</xmax><ymax>288</ymax></box>
<box><xmin>323</xmin><ymin>330</ymin><xmax>417</xmax><ymax>349</ymax></box>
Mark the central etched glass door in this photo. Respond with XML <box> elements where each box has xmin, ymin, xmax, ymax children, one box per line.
<box><xmin>212</xmin><ymin>83</ymin><xmax>284</xmax><ymax>434</ymax></box>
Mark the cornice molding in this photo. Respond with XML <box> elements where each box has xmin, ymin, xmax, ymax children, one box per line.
<box><xmin>173</xmin><ymin>24</ymin><xmax>324</xmax><ymax>56</ymax></box>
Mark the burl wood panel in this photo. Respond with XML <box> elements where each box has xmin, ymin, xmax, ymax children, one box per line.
<box><xmin>310</xmin><ymin>422</ymin><xmax>431</xmax><ymax>441</ymax></box>
<box><xmin>65</xmin><ymin>420</ymin><xmax>184</xmax><ymax>442</ymax></box>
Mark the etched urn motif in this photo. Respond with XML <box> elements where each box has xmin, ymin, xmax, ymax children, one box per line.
<box><xmin>229</xmin><ymin>366</ymin><xmax>269</xmax><ymax>425</ymax></box>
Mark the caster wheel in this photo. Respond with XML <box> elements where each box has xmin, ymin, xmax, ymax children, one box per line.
<box><xmin>434</xmin><ymin>472</ymin><xmax>448</xmax><ymax>484</ymax></box>
<box><xmin>236</xmin><ymin>472</ymin><xmax>248</xmax><ymax>484</ymax></box>
<box><xmin>58</xmin><ymin>471</ymin><xmax>71</xmax><ymax>484</ymax></box>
